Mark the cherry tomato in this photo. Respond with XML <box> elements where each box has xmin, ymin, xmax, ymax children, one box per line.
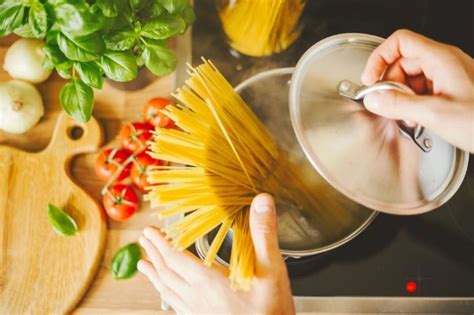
<box><xmin>167</xmin><ymin>119</ymin><xmax>180</xmax><ymax>130</ymax></box>
<box><xmin>144</xmin><ymin>97</ymin><xmax>173</xmax><ymax>128</ymax></box>
<box><xmin>95</xmin><ymin>148</ymin><xmax>131</xmax><ymax>182</ymax></box>
<box><xmin>131</xmin><ymin>152</ymin><xmax>163</xmax><ymax>191</ymax></box>
<box><xmin>103</xmin><ymin>184</ymin><xmax>138</xmax><ymax>222</ymax></box>
<box><xmin>119</xmin><ymin>122</ymin><xmax>154</xmax><ymax>153</ymax></box>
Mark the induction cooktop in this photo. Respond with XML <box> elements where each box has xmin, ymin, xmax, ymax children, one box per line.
<box><xmin>192</xmin><ymin>0</ymin><xmax>474</xmax><ymax>297</ymax></box>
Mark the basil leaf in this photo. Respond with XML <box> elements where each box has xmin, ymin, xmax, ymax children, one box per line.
<box><xmin>104</xmin><ymin>26</ymin><xmax>137</xmax><ymax>50</ymax></box>
<box><xmin>141</xmin><ymin>37</ymin><xmax>166</xmax><ymax>48</ymax></box>
<box><xmin>29</xmin><ymin>2</ymin><xmax>48</xmax><ymax>38</ymax></box>
<box><xmin>129</xmin><ymin>0</ymin><xmax>149</xmax><ymax>12</ymax></box>
<box><xmin>0</xmin><ymin>4</ymin><xmax>25</xmax><ymax>37</ymax></box>
<box><xmin>120</xmin><ymin>3</ymin><xmax>134</xmax><ymax>24</ymax></box>
<box><xmin>101</xmin><ymin>50</ymin><xmax>138</xmax><ymax>82</ymax></box>
<box><xmin>54</xmin><ymin>1</ymin><xmax>105</xmax><ymax>36</ymax></box>
<box><xmin>55</xmin><ymin>58</ymin><xmax>74</xmax><ymax>79</ymax></box>
<box><xmin>47</xmin><ymin>204</ymin><xmax>78</xmax><ymax>236</ymax></box>
<box><xmin>139</xmin><ymin>1</ymin><xmax>168</xmax><ymax>21</ymax></box>
<box><xmin>57</xmin><ymin>32</ymin><xmax>105</xmax><ymax>62</ymax></box>
<box><xmin>102</xmin><ymin>13</ymin><xmax>129</xmax><ymax>34</ymax></box>
<box><xmin>180</xmin><ymin>5</ymin><xmax>195</xmax><ymax>27</ymax></box>
<box><xmin>54</xmin><ymin>2</ymin><xmax>88</xmax><ymax>34</ymax></box>
<box><xmin>46</xmin><ymin>0</ymin><xmax>64</xmax><ymax>5</ymax></box>
<box><xmin>95</xmin><ymin>1</ymin><xmax>116</xmax><ymax>17</ymax></box>
<box><xmin>85</xmin><ymin>15</ymin><xmax>106</xmax><ymax>35</ymax></box>
<box><xmin>43</xmin><ymin>43</ymin><xmax>68</xmax><ymax>71</ymax></box>
<box><xmin>111</xmin><ymin>243</ymin><xmax>141</xmax><ymax>279</ymax></box>
<box><xmin>95</xmin><ymin>0</ymin><xmax>127</xmax><ymax>17</ymax></box>
<box><xmin>132</xmin><ymin>20</ymin><xmax>141</xmax><ymax>34</ymax></box>
<box><xmin>14</xmin><ymin>23</ymin><xmax>36</xmax><ymax>38</ymax></box>
<box><xmin>56</xmin><ymin>66</ymin><xmax>72</xmax><ymax>79</ymax></box>
<box><xmin>89</xmin><ymin>2</ymin><xmax>103</xmax><ymax>15</ymax></box>
<box><xmin>43</xmin><ymin>58</ymin><xmax>55</xmax><ymax>72</ymax></box>
<box><xmin>147</xmin><ymin>2</ymin><xmax>165</xmax><ymax>18</ymax></box>
<box><xmin>136</xmin><ymin>54</ymin><xmax>144</xmax><ymax>67</ymax></box>
<box><xmin>142</xmin><ymin>45</ymin><xmax>176</xmax><ymax>76</ymax></box>
<box><xmin>140</xmin><ymin>15</ymin><xmax>186</xmax><ymax>39</ymax></box>
<box><xmin>46</xmin><ymin>28</ymin><xmax>59</xmax><ymax>43</ymax></box>
<box><xmin>60</xmin><ymin>78</ymin><xmax>94</xmax><ymax>122</ymax></box>
<box><xmin>74</xmin><ymin>61</ymin><xmax>104</xmax><ymax>89</ymax></box>
<box><xmin>44</xmin><ymin>44</ymin><xmax>67</xmax><ymax>65</ymax></box>
<box><xmin>157</xmin><ymin>0</ymin><xmax>189</xmax><ymax>14</ymax></box>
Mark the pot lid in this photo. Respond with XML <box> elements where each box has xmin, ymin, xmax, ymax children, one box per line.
<box><xmin>289</xmin><ymin>33</ymin><xmax>469</xmax><ymax>214</ymax></box>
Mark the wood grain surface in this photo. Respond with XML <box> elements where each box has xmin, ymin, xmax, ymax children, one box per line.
<box><xmin>0</xmin><ymin>30</ymin><xmax>191</xmax><ymax>314</ymax></box>
<box><xmin>0</xmin><ymin>114</ymin><xmax>106</xmax><ymax>314</ymax></box>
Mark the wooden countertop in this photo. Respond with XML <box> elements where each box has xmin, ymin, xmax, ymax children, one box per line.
<box><xmin>0</xmin><ymin>29</ymin><xmax>191</xmax><ymax>314</ymax></box>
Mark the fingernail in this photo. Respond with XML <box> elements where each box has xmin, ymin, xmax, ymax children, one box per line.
<box><xmin>137</xmin><ymin>260</ymin><xmax>145</xmax><ymax>272</ymax></box>
<box><xmin>138</xmin><ymin>236</ymin><xmax>146</xmax><ymax>246</ymax></box>
<box><xmin>253</xmin><ymin>194</ymin><xmax>274</xmax><ymax>214</ymax></box>
<box><xmin>143</xmin><ymin>227</ymin><xmax>154</xmax><ymax>239</ymax></box>
<box><xmin>363</xmin><ymin>91</ymin><xmax>384</xmax><ymax>112</ymax></box>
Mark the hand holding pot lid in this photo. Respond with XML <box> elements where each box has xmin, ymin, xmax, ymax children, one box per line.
<box><xmin>360</xmin><ymin>29</ymin><xmax>474</xmax><ymax>154</ymax></box>
<box><xmin>289</xmin><ymin>32</ymin><xmax>470</xmax><ymax>215</ymax></box>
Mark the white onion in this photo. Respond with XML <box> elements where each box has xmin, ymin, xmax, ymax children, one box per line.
<box><xmin>0</xmin><ymin>80</ymin><xmax>44</xmax><ymax>134</ymax></box>
<box><xmin>3</xmin><ymin>38</ymin><xmax>52</xmax><ymax>84</ymax></box>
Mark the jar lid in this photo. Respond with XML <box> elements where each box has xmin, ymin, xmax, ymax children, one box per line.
<box><xmin>289</xmin><ymin>33</ymin><xmax>469</xmax><ymax>214</ymax></box>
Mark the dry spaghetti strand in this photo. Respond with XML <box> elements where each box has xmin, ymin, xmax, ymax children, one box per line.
<box><xmin>146</xmin><ymin>59</ymin><xmax>342</xmax><ymax>290</ymax></box>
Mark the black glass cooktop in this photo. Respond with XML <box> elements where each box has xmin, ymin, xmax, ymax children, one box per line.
<box><xmin>192</xmin><ymin>0</ymin><xmax>474</xmax><ymax>297</ymax></box>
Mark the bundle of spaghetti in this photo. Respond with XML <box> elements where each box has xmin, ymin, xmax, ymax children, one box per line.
<box><xmin>146</xmin><ymin>59</ymin><xmax>344</xmax><ymax>290</ymax></box>
<box><xmin>218</xmin><ymin>0</ymin><xmax>306</xmax><ymax>56</ymax></box>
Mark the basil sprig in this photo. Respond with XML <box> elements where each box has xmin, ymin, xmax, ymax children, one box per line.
<box><xmin>47</xmin><ymin>204</ymin><xmax>79</xmax><ymax>236</ymax></box>
<box><xmin>0</xmin><ymin>0</ymin><xmax>195</xmax><ymax>123</ymax></box>
<box><xmin>111</xmin><ymin>243</ymin><xmax>142</xmax><ymax>279</ymax></box>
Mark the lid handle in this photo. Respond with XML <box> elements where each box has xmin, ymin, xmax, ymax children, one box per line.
<box><xmin>337</xmin><ymin>80</ymin><xmax>433</xmax><ymax>152</ymax></box>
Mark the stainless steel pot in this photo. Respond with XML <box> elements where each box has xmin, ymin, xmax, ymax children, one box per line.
<box><xmin>196</xmin><ymin>67</ymin><xmax>378</xmax><ymax>261</ymax></box>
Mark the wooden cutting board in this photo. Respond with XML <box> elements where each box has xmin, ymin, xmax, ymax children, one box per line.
<box><xmin>0</xmin><ymin>114</ymin><xmax>107</xmax><ymax>314</ymax></box>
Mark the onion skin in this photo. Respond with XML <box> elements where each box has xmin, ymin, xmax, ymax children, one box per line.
<box><xmin>0</xmin><ymin>80</ymin><xmax>44</xmax><ymax>134</ymax></box>
<box><xmin>3</xmin><ymin>39</ymin><xmax>52</xmax><ymax>84</ymax></box>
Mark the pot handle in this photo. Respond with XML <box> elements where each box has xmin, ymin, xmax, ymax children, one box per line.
<box><xmin>337</xmin><ymin>80</ymin><xmax>433</xmax><ymax>152</ymax></box>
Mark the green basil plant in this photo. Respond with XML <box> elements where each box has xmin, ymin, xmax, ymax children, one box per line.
<box><xmin>0</xmin><ymin>0</ymin><xmax>195</xmax><ymax>122</ymax></box>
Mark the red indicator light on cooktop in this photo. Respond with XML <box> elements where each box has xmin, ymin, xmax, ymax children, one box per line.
<box><xmin>406</xmin><ymin>281</ymin><xmax>417</xmax><ymax>294</ymax></box>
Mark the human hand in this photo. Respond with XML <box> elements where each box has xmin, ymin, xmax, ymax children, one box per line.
<box><xmin>137</xmin><ymin>193</ymin><xmax>295</xmax><ymax>314</ymax></box>
<box><xmin>361</xmin><ymin>29</ymin><xmax>474</xmax><ymax>152</ymax></box>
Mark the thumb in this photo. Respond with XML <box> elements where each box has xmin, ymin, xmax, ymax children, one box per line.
<box><xmin>249</xmin><ymin>193</ymin><xmax>282</xmax><ymax>273</ymax></box>
<box><xmin>363</xmin><ymin>90</ymin><xmax>446</xmax><ymax>127</ymax></box>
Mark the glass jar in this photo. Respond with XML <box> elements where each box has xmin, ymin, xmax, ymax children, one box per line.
<box><xmin>216</xmin><ymin>0</ymin><xmax>306</xmax><ymax>57</ymax></box>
